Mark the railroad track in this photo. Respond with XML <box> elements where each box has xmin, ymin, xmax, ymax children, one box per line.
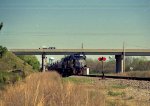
<box><xmin>79</xmin><ymin>75</ymin><xmax>150</xmax><ymax>81</ymax></box>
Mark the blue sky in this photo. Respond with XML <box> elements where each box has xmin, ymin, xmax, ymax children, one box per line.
<box><xmin>0</xmin><ymin>0</ymin><xmax>150</xmax><ymax>51</ymax></box>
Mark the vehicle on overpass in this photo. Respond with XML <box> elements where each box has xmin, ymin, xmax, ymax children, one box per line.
<box><xmin>39</xmin><ymin>46</ymin><xmax>47</xmax><ymax>49</ymax></box>
<box><xmin>48</xmin><ymin>47</ymin><xmax>56</xmax><ymax>49</ymax></box>
<box><xmin>39</xmin><ymin>46</ymin><xmax>56</xmax><ymax>49</ymax></box>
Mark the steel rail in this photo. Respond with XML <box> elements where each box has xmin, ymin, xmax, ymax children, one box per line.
<box><xmin>78</xmin><ymin>75</ymin><xmax>150</xmax><ymax>81</ymax></box>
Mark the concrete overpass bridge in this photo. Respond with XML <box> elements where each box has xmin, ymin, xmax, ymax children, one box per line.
<box><xmin>9</xmin><ymin>49</ymin><xmax>150</xmax><ymax>73</ymax></box>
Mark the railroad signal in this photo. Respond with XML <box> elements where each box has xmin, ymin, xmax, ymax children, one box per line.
<box><xmin>98</xmin><ymin>57</ymin><xmax>106</xmax><ymax>61</ymax></box>
<box><xmin>98</xmin><ymin>57</ymin><xmax>106</xmax><ymax>79</ymax></box>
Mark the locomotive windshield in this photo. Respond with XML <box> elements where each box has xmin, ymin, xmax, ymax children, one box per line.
<box><xmin>74</xmin><ymin>55</ymin><xmax>86</xmax><ymax>59</ymax></box>
<box><xmin>75</xmin><ymin>58</ymin><xmax>86</xmax><ymax>68</ymax></box>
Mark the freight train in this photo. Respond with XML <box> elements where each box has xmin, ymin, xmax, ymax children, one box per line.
<box><xmin>48</xmin><ymin>53</ymin><xmax>87</xmax><ymax>76</ymax></box>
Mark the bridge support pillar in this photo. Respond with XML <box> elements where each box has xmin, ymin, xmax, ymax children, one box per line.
<box><xmin>42</xmin><ymin>54</ymin><xmax>46</xmax><ymax>72</ymax></box>
<box><xmin>115</xmin><ymin>55</ymin><xmax>123</xmax><ymax>73</ymax></box>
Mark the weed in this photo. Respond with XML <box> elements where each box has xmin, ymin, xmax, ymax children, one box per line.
<box><xmin>62</xmin><ymin>77</ymin><xmax>94</xmax><ymax>84</ymax></box>
<box><xmin>112</xmin><ymin>84</ymin><xmax>128</xmax><ymax>89</ymax></box>
<box><xmin>108</xmin><ymin>91</ymin><xmax>126</xmax><ymax>96</ymax></box>
<box><xmin>0</xmin><ymin>83</ymin><xmax>5</xmax><ymax>90</ymax></box>
<box><xmin>127</xmin><ymin>96</ymin><xmax>134</xmax><ymax>100</ymax></box>
<box><xmin>107</xmin><ymin>100</ymin><xmax>116</xmax><ymax>106</ymax></box>
<box><xmin>0</xmin><ymin>71</ymin><xmax>22</xmax><ymax>85</ymax></box>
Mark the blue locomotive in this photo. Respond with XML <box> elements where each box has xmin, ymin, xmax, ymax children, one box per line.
<box><xmin>48</xmin><ymin>53</ymin><xmax>87</xmax><ymax>76</ymax></box>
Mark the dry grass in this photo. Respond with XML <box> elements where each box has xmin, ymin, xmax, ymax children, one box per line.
<box><xmin>0</xmin><ymin>72</ymin><xmax>149</xmax><ymax>106</ymax></box>
<box><xmin>0</xmin><ymin>72</ymin><xmax>105</xmax><ymax>106</ymax></box>
<box><xmin>118</xmin><ymin>71</ymin><xmax>150</xmax><ymax>77</ymax></box>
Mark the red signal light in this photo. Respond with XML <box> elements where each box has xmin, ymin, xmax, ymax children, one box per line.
<box><xmin>98</xmin><ymin>57</ymin><xmax>106</xmax><ymax>61</ymax></box>
<box><xmin>98</xmin><ymin>57</ymin><xmax>102</xmax><ymax>61</ymax></box>
<box><xmin>103</xmin><ymin>57</ymin><xmax>106</xmax><ymax>61</ymax></box>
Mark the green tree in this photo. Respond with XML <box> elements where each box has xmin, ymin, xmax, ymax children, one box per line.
<box><xmin>125</xmin><ymin>56</ymin><xmax>150</xmax><ymax>71</ymax></box>
<box><xmin>0</xmin><ymin>45</ymin><xmax>7</xmax><ymax>57</ymax></box>
<box><xmin>18</xmin><ymin>55</ymin><xmax>40</xmax><ymax>70</ymax></box>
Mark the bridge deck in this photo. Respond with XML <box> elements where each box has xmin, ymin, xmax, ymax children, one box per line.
<box><xmin>9</xmin><ymin>49</ymin><xmax>150</xmax><ymax>56</ymax></box>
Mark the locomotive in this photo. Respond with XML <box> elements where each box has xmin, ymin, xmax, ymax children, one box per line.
<box><xmin>48</xmin><ymin>53</ymin><xmax>87</xmax><ymax>76</ymax></box>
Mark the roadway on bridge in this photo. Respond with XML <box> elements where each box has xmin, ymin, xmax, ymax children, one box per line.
<box><xmin>10</xmin><ymin>49</ymin><xmax>150</xmax><ymax>56</ymax></box>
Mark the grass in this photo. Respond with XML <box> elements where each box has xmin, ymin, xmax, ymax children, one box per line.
<box><xmin>0</xmin><ymin>72</ymin><xmax>149</xmax><ymax>106</ymax></box>
<box><xmin>0</xmin><ymin>51</ymin><xmax>37</xmax><ymax>88</ymax></box>
<box><xmin>127</xmin><ymin>71</ymin><xmax>150</xmax><ymax>77</ymax></box>
<box><xmin>91</xmin><ymin>70</ymin><xmax>150</xmax><ymax>78</ymax></box>
<box><xmin>62</xmin><ymin>76</ymin><xmax>94</xmax><ymax>84</ymax></box>
<box><xmin>118</xmin><ymin>71</ymin><xmax>150</xmax><ymax>77</ymax></box>
<box><xmin>0</xmin><ymin>83</ymin><xmax>5</xmax><ymax>90</ymax></box>
<box><xmin>0</xmin><ymin>51</ymin><xmax>35</xmax><ymax>73</ymax></box>
<box><xmin>107</xmin><ymin>101</ymin><xmax>116</xmax><ymax>106</ymax></box>
<box><xmin>127</xmin><ymin>96</ymin><xmax>134</xmax><ymax>100</ymax></box>
<box><xmin>108</xmin><ymin>91</ymin><xmax>126</xmax><ymax>97</ymax></box>
<box><xmin>0</xmin><ymin>71</ymin><xmax>22</xmax><ymax>84</ymax></box>
<box><xmin>0</xmin><ymin>72</ymin><xmax>105</xmax><ymax>106</ymax></box>
<box><xmin>111</xmin><ymin>84</ymin><xmax>128</xmax><ymax>89</ymax></box>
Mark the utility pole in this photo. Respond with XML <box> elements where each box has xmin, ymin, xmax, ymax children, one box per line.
<box><xmin>81</xmin><ymin>43</ymin><xmax>84</xmax><ymax>55</ymax></box>
<box><xmin>123</xmin><ymin>42</ymin><xmax>125</xmax><ymax>73</ymax></box>
<box><xmin>82</xmin><ymin>43</ymin><xmax>84</xmax><ymax>49</ymax></box>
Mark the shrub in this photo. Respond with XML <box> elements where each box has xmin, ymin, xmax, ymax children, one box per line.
<box><xmin>0</xmin><ymin>45</ymin><xmax>7</xmax><ymax>58</ymax></box>
<box><xmin>112</xmin><ymin>84</ymin><xmax>128</xmax><ymax>89</ymax></box>
<box><xmin>18</xmin><ymin>55</ymin><xmax>40</xmax><ymax>70</ymax></box>
<box><xmin>0</xmin><ymin>71</ymin><xmax>23</xmax><ymax>85</ymax></box>
<box><xmin>108</xmin><ymin>91</ymin><xmax>125</xmax><ymax>96</ymax></box>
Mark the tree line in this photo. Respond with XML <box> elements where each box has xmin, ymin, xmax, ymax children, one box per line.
<box><xmin>86</xmin><ymin>56</ymin><xmax>150</xmax><ymax>74</ymax></box>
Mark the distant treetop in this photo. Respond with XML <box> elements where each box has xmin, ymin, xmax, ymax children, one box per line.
<box><xmin>0</xmin><ymin>45</ymin><xmax>7</xmax><ymax>57</ymax></box>
<box><xmin>0</xmin><ymin>22</ymin><xmax>3</xmax><ymax>30</ymax></box>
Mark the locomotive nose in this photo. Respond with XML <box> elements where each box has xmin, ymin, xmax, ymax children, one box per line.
<box><xmin>80</xmin><ymin>62</ymin><xmax>86</xmax><ymax>67</ymax></box>
<box><xmin>76</xmin><ymin>60</ymin><xmax>86</xmax><ymax>68</ymax></box>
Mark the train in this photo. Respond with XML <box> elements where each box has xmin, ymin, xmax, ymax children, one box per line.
<box><xmin>48</xmin><ymin>53</ymin><xmax>87</xmax><ymax>76</ymax></box>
